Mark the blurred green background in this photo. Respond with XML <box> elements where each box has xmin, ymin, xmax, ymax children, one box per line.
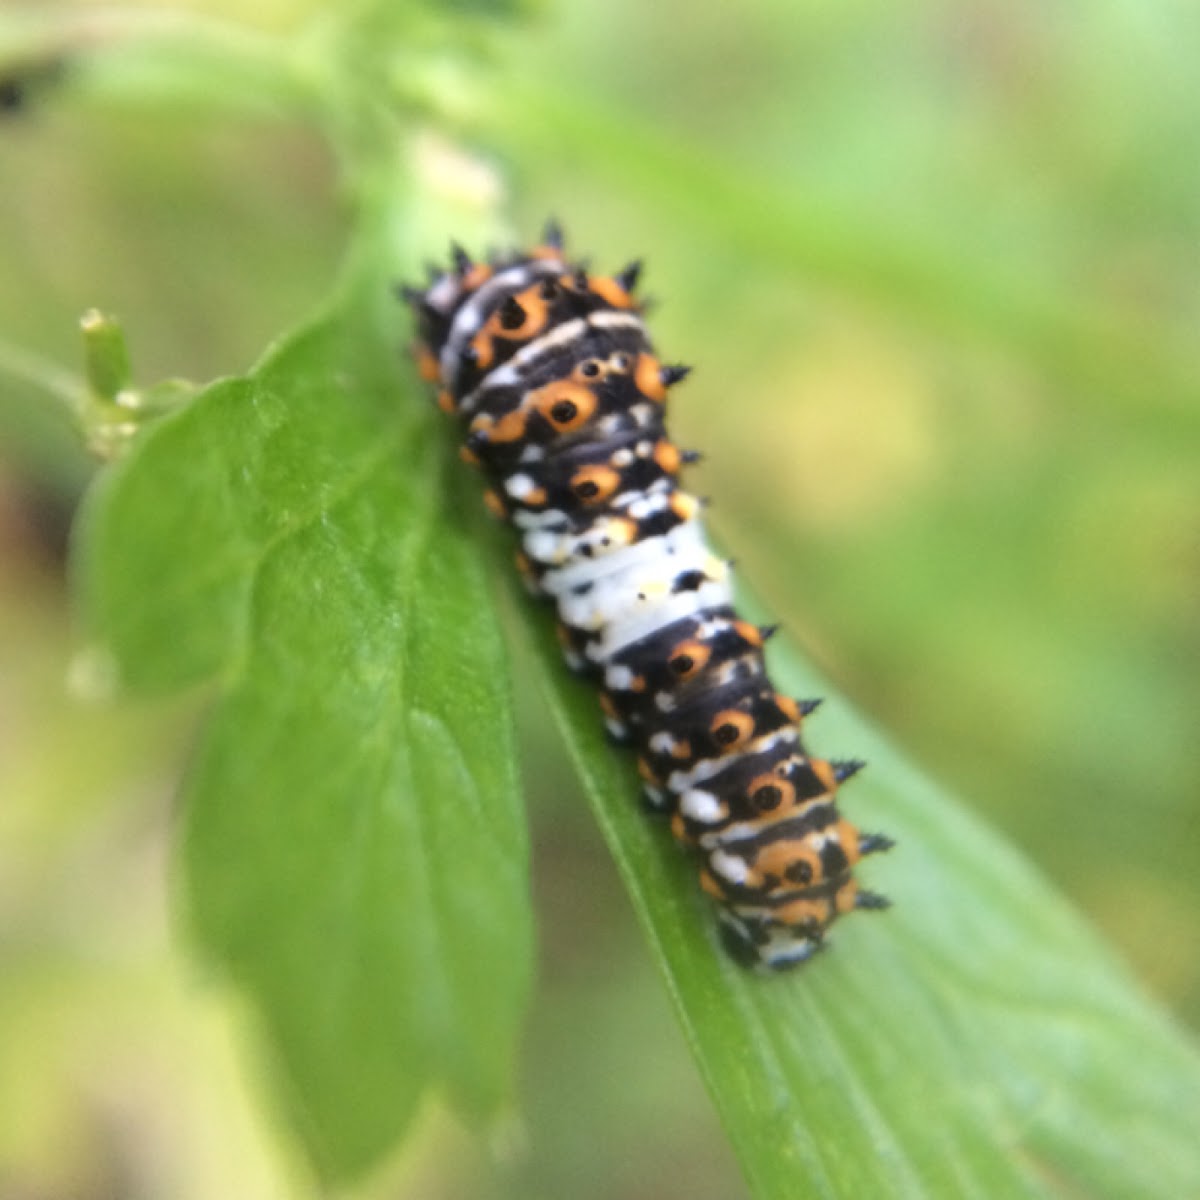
<box><xmin>1</xmin><ymin>0</ymin><xmax>1197</xmax><ymax>1196</ymax></box>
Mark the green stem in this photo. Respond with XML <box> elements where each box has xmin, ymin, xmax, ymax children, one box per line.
<box><xmin>0</xmin><ymin>336</ymin><xmax>85</xmax><ymax>415</ymax></box>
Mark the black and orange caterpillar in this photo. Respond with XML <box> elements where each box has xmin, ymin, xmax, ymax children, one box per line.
<box><xmin>401</xmin><ymin>222</ymin><xmax>892</xmax><ymax>970</ymax></box>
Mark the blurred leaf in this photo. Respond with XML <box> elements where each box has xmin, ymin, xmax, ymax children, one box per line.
<box><xmin>73</xmin><ymin>276</ymin><xmax>533</xmax><ymax>1181</ymax></box>
<box><xmin>0</xmin><ymin>7</ymin><xmax>308</xmax><ymax>120</ymax></box>
<box><xmin>488</xmin><ymin>82</ymin><xmax>1200</xmax><ymax>423</ymax></box>
<box><xmin>521</xmin><ymin>581</ymin><xmax>1200</xmax><ymax>1199</ymax></box>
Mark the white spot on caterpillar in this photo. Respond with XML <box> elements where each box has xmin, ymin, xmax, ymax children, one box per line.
<box><xmin>590</xmin><ymin>311</ymin><xmax>643</xmax><ymax>332</ymax></box>
<box><xmin>605</xmin><ymin>665</ymin><xmax>636</xmax><ymax>690</ymax></box>
<box><xmin>505</xmin><ymin>473</ymin><xmax>537</xmax><ymax>499</ymax></box>
<box><xmin>626</xmin><ymin>493</ymin><xmax>670</xmax><ymax>520</ymax></box>
<box><xmin>649</xmin><ymin>731</ymin><xmax>676</xmax><ymax>755</ymax></box>
<box><xmin>524</xmin><ymin>530</ymin><xmax>568</xmax><ymax>564</ymax></box>
<box><xmin>710</xmin><ymin>850</ymin><xmax>749</xmax><ymax>885</ymax></box>
<box><xmin>681</xmin><ymin>790</ymin><xmax>723</xmax><ymax>823</ymax></box>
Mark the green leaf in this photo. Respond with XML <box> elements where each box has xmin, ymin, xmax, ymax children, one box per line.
<box><xmin>520</xmin><ymin>584</ymin><xmax>1200</xmax><ymax>1199</ymax></box>
<box><xmin>73</xmin><ymin>283</ymin><xmax>533</xmax><ymax>1182</ymax></box>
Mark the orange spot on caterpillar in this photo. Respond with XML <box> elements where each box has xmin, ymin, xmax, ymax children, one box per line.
<box><xmin>635</xmin><ymin>353</ymin><xmax>667</xmax><ymax>402</ymax></box>
<box><xmin>653</xmin><ymin>440</ymin><xmax>682</xmax><ymax>474</ymax></box>
<box><xmin>416</xmin><ymin>346</ymin><xmax>440</xmax><ymax>382</ymax></box>
<box><xmin>529</xmin><ymin>380</ymin><xmax>598</xmax><ymax>433</ymax></box>
<box><xmin>589</xmin><ymin>275</ymin><xmax>636</xmax><ymax>309</ymax></box>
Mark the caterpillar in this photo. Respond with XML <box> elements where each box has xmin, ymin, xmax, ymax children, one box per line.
<box><xmin>400</xmin><ymin>222</ymin><xmax>892</xmax><ymax>971</ymax></box>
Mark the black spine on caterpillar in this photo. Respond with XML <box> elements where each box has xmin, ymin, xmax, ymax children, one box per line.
<box><xmin>401</xmin><ymin>223</ymin><xmax>893</xmax><ymax>971</ymax></box>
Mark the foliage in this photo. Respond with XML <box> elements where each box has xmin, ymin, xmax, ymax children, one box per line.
<box><xmin>2</xmin><ymin>0</ymin><xmax>1199</xmax><ymax>1196</ymax></box>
